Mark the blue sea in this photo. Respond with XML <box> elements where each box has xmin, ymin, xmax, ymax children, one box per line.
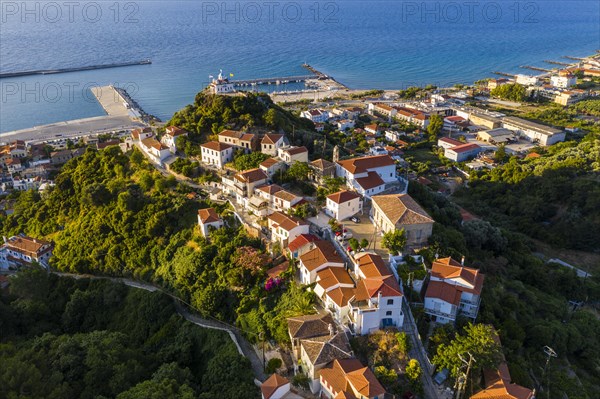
<box><xmin>1</xmin><ymin>0</ymin><xmax>598</xmax><ymax>133</ymax></box>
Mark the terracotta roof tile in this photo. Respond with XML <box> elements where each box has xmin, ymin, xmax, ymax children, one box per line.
<box><xmin>201</xmin><ymin>141</ymin><xmax>233</xmax><ymax>151</ymax></box>
<box><xmin>327</xmin><ymin>190</ymin><xmax>361</xmax><ymax>204</ymax></box>
<box><xmin>235</xmin><ymin>168</ymin><xmax>268</xmax><ymax>183</ymax></box>
<box><xmin>287</xmin><ymin>234</ymin><xmax>320</xmax><ymax>253</ymax></box>
<box><xmin>268</xmin><ymin>211</ymin><xmax>308</xmax><ymax>232</ymax></box>
<box><xmin>371</xmin><ymin>194</ymin><xmax>433</xmax><ymax>226</ymax></box>
<box><xmin>198</xmin><ymin>208</ymin><xmax>221</xmax><ymax>224</ymax></box>
<box><xmin>353</xmin><ymin>275</ymin><xmax>402</xmax><ymax>301</ymax></box>
<box><xmin>287</xmin><ymin>312</ymin><xmax>335</xmax><ymax>340</ymax></box>
<box><xmin>261</xmin><ymin>374</ymin><xmax>289</xmax><ymax>399</ymax></box>
<box><xmin>300</xmin><ymin>241</ymin><xmax>344</xmax><ymax>272</ymax></box>
<box><xmin>355</xmin><ymin>171</ymin><xmax>385</xmax><ymax>190</ymax></box>
<box><xmin>336</xmin><ymin>155</ymin><xmax>395</xmax><ymax>174</ymax></box>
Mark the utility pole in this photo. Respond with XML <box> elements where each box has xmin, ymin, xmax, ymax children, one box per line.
<box><xmin>542</xmin><ymin>346</ymin><xmax>557</xmax><ymax>399</ymax></box>
<box><xmin>455</xmin><ymin>352</ymin><xmax>476</xmax><ymax>399</ymax></box>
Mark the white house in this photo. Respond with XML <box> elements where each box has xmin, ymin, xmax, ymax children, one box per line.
<box><xmin>301</xmin><ymin>109</ymin><xmax>329</xmax><ymax>123</ymax></box>
<box><xmin>515</xmin><ymin>74</ymin><xmax>539</xmax><ymax>86</ymax></box>
<box><xmin>349</xmin><ymin>275</ymin><xmax>404</xmax><ymax>335</ymax></box>
<box><xmin>336</xmin><ymin>119</ymin><xmax>355</xmax><ymax>131</ymax></box>
<box><xmin>423</xmin><ymin>257</ymin><xmax>484</xmax><ymax>324</ymax></box>
<box><xmin>273</xmin><ymin>189</ymin><xmax>303</xmax><ymax>212</ymax></box>
<box><xmin>298</xmin><ymin>241</ymin><xmax>345</xmax><ymax>285</ymax></box>
<box><xmin>502</xmin><ymin>116</ymin><xmax>565</xmax><ymax>146</ymax></box>
<box><xmin>368</xmin><ymin>103</ymin><xmax>397</xmax><ymax>118</ymax></box>
<box><xmin>277</xmin><ymin>146</ymin><xmax>309</xmax><ymax>164</ymax></box>
<box><xmin>218</xmin><ymin>130</ymin><xmax>258</xmax><ymax>153</ymax></box>
<box><xmin>385</xmin><ymin>130</ymin><xmax>406</xmax><ymax>142</ymax></box>
<box><xmin>268</xmin><ymin>211</ymin><xmax>310</xmax><ymax>249</ymax></box>
<box><xmin>395</xmin><ymin>107</ymin><xmax>430</xmax><ymax>128</ymax></box>
<box><xmin>1</xmin><ymin>235</ymin><xmax>53</xmax><ymax>269</ymax></box>
<box><xmin>197</xmin><ymin>208</ymin><xmax>224</xmax><ymax>237</ymax></box>
<box><xmin>314</xmin><ymin>267</ymin><xmax>355</xmax><ymax>322</ymax></box>
<box><xmin>319</xmin><ymin>358</ymin><xmax>387</xmax><ymax>399</ymax></box>
<box><xmin>140</xmin><ymin>137</ymin><xmax>170</xmax><ymax>164</ymax></box>
<box><xmin>261</xmin><ymin>134</ymin><xmax>286</xmax><ymax>156</ymax></box>
<box><xmin>300</xmin><ymin>332</ymin><xmax>352</xmax><ymax>393</ymax></box>
<box><xmin>259</xmin><ymin>158</ymin><xmax>286</xmax><ymax>179</ymax></box>
<box><xmin>161</xmin><ymin>126</ymin><xmax>188</xmax><ymax>153</ymax></box>
<box><xmin>550</xmin><ymin>74</ymin><xmax>577</xmax><ymax>89</ymax></box>
<box><xmin>336</xmin><ymin>155</ymin><xmax>396</xmax><ymax>198</ymax></box>
<box><xmin>225</xmin><ymin>168</ymin><xmax>269</xmax><ymax>204</ymax></box>
<box><xmin>444</xmin><ymin>143</ymin><xmax>482</xmax><ymax>162</ymax></box>
<box><xmin>370</xmin><ymin>194</ymin><xmax>434</xmax><ymax>249</ymax></box>
<box><xmin>261</xmin><ymin>374</ymin><xmax>291</xmax><ymax>399</ymax></box>
<box><xmin>131</xmin><ymin>127</ymin><xmax>153</xmax><ymax>141</ymax></box>
<box><xmin>437</xmin><ymin>137</ymin><xmax>464</xmax><ymax>150</ymax></box>
<box><xmin>324</xmin><ymin>190</ymin><xmax>362</xmax><ymax>221</ymax></box>
<box><xmin>200</xmin><ymin>141</ymin><xmax>234</xmax><ymax>169</ymax></box>
<box><xmin>287</xmin><ymin>234</ymin><xmax>320</xmax><ymax>259</ymax></box>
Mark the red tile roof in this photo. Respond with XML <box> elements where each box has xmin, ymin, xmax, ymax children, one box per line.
<box><xmin>268</xmin><ymin>211</ymin><xmax>308</xmax><ymax>232</ymax></box>
<box><xmin>287</xmin><ymin>234</ymin><xmax>320</xmax><ymax>253</ymax></box>
<box><xmin>327</xmin><ymin>190</ymin><xmax>361</xmax><ymax>204</ymax></box>
<box><xmin>355</xmin><ymin>171</ymin><xmax>385</xmax><ymax>190</ymax></box>
<box><xmin>448</xmin><ymin>143</ymin><xmax>481</xmax><ymax>154</ymax></box>
<box><xmin>235</xmin><ymin>168</ymin><xmax>268</xmax><ymax>183</ymax></box>
<box><xmin>198</xmin><ymin>208</ymin><xmax>221</xmax><ymax>224</ymax></box>
<box><xmin>261</xmin><ymin>374</ymin><xmax>289</xmax><ymax>399</ymax></box>
<box><xmin>300</xmin><ymin>241</ymin><xmax>344</xmax><ymax>272</ymax></box>
<box><xmin>262</xmin><ymin>134</ymin><xmax>284</xmax><ymax>144</ymax></box>
<box><xmin>353</xmin><ymin>275</ymin><xmax>402</xmax><ymax>301</ymax></box>
<box><xmin>336</xmin><ymin>155</ymin><xmax>395</xmax><ymax>175</ymax></box>
<box><xmin>201</xmin><ymin>141</ymin><xmax>233</xmax><ymax>152</ymax></box>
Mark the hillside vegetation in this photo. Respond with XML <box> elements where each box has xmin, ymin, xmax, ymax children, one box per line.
<box><xmin>454</xmin><ymin>132</ymin><xmax>600</xmax><ymax>250</ymax></box>
<box><xmin>0</xmin><ymin>269</ymin><xmax>257</xmax><ymax>399</ymax></box>
<box><xmin>0</xmin><ymin>146</ymin><xmax>315</xmax><ymax>343</ymax></box>
<box><xmin>167</xmin><ymin>92</ymin><xmax>331</xmax><ymax>157</ymax></box>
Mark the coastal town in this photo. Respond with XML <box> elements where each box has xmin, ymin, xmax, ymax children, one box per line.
<box><xmin>1</xmin><ymin>52</ymin><xmax>600</xmax><ymax>399</ymax></box>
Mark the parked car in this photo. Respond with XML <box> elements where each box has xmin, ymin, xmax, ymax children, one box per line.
<box><xmin>350</xmin><ymin>216</ymin><xmax>360</xmax><ymax>223</ymax></box>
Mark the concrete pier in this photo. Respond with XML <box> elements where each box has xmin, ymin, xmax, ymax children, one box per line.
<box><xmin>0</xmin><ymin>85</ymin><xmax>146</xmax><ymax>144</ymax></box>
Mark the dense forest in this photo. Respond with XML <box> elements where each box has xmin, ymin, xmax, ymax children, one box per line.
<box><xmin>407</xmin><ymin>171</ymin><xmax>600</xmax><ymax>398</ymax></box>
<box><xmin>0</xmin><ymin>268</ymin><xmax>257</xmax><ymax>398</ymax></box>
<box><xmin>0</xmin><ymin>146</ymin><xmax>315</xmax><ymax>343</ymax></box>
<box><xmin>454</xmin><ymin>132</ymin><xmax>600</xmax><ymax>250</ymax></box>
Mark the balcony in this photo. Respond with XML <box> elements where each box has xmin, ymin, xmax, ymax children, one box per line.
<box><xmin>423</xmin><ymin>307</ymin><xmax>456</xmax><ymax>320</ymax></box>
<box><xmin>459</xmin><ymin>296</ymin><xmax>480</xmax><ymax>306</ymax></box>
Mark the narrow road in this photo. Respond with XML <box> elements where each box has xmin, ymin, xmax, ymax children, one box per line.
<box><xmin>402</xmin><ymin>299</ymin><xmax>443</xmax><ymax>399</ymax></box>
<box><xmin>3</xmin><ymin>271</ymin><xmax>267</xmax><ymax>382</ymax></box>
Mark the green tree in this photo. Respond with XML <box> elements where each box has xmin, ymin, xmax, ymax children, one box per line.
<box><xmin>432</xmin><ymin>323</ymin><xmax>502</xmax><ymax>378</ymax></box>
<box><xmin>265</xmin><ymin>358</ymin><xmax>282</xmax><ymax>374</ymax></box>
<box><xmin>381</xmin><ymin>229</ymin><xmax>407</xmax><ymax>255</ymax></box>
<box><xmin>405</xmin><ymin>359</ymin><xmax>422</xmax><ymax>382</ymax></box>
<box><xmin>427</xmin><ymin>114</ymin><xmax>443</xmax><ymax>141</ymax></box>
<box><xmin>374</xmin><ymin>365</ymin><xmax>398</xmax><ymax>385</ymax></box>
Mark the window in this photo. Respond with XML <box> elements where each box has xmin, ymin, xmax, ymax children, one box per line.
<box><xmin>386</xmin><ymin>311</ymin><xmax>392</xmax><ymax>316</ymax></box>
<box><xmin>387</xmin><ymin>299</ymin><xmax>394</xmax><ymax>305</ymax></box>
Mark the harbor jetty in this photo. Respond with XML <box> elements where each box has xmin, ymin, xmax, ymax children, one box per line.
<box><xmin>0</xmin><ymin>85</ymin><xmax>147</xmax><ymax>143</ymax></box>
<box><xmin>492</xmin><ymin>71</ymin><xmax>516</xmax><ymax>78</ymax></box>
<box><xmin>231</xmin><ymin>75</ymin><xmax>316</xmax><ymax>87</ymax></box>
<box><xmin>563</xmin><ymin>56</ymin><xmax>584</xmax><ymax>61</ymax></box>
<box><xmin>0</xmin><ymin>60</ymin><xmax>151</xmax><ymax>79</ymax></box>
<box><xmin>520</xmin><ymin>65</ymin><xmax>553</xmax><ymax>73</ymax></box>
<box><xmin>544</xmin><ymin>60</ymin><xmax>571</xmax><ymax>66</ymax></box>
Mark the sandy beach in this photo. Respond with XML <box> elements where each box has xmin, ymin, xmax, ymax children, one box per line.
<box><xmin>0</xmin><ymin>86</ymin><xmax>146</xmax><ymax>144</ymax></box>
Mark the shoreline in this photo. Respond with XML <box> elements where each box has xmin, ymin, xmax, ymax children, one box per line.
<box><xmin>0</xmin><ymin>85</ymin><xmax>148</xmax><ymax>144</ymax></box>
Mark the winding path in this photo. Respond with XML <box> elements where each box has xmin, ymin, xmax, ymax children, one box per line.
<box><xmin>4</xmin><ymin>271</ymin><xmax>267</xmax><ymax>382</ymax></box>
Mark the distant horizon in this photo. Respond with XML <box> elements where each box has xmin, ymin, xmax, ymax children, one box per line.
<box><xmin>1</xmin><ymin>0</ymin><xmax>598</xmax><ymax>133</ymax></box>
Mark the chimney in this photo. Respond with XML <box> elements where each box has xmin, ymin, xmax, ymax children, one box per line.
<box><xmin>328</xmin><ymin>323</ymin><xmax>334</xmax><ymax>336</ymax></box>
<box><xmin>461</xmin><ymin>256</ymin><xmax>465</xmax><ymax>266</ymax></box>
<box><xmin>435</xmin><ymin>252</ymin><xmax>439</xmax><ymax>259</ymax></box>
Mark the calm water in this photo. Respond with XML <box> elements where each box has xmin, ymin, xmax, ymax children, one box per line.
<box><xmin>0</xmin><ymin>0</ymin><xmax>598</xmax><ymax>133</ymax></box>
